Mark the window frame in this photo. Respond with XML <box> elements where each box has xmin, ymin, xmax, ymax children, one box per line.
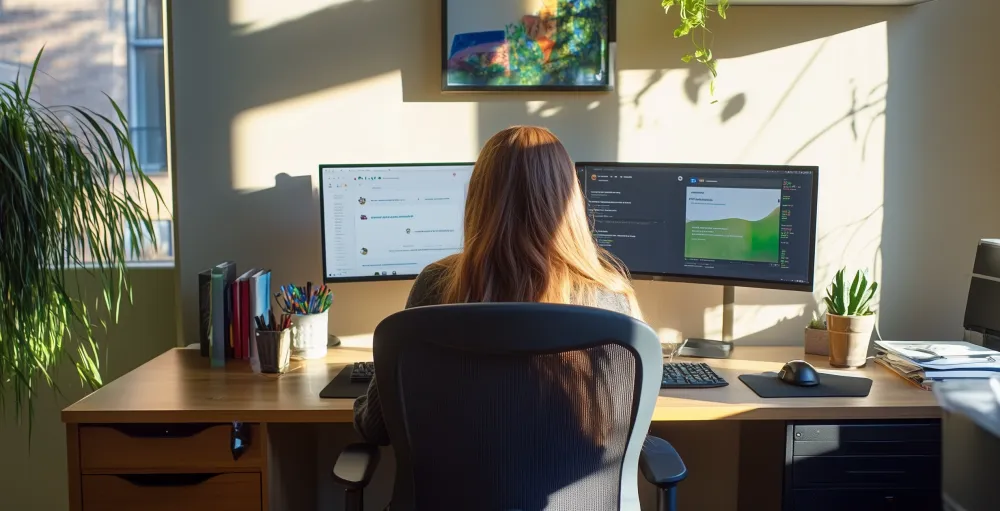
<box><xmin>126</xmin><ymin>0</ymin><xmax>167</xmax><ymax>174</ymax></box>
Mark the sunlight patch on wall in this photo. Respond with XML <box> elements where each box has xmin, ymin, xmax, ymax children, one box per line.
<box><xmin>229</xmin><ymin>0</ymin><xmax>357</xmax><ymax>34</ymax></box>
<box><xmin>704</xmin><ymin>303</ymin><xmax>808</xmax><ymax>343</ymax></box>
<box><xmin>618</xmin><ymin>22</ymin><xmax>889</xmax><ymax>343</ymax></box>
<box><xmin>231</xmin><ymin>71</ymin><xmax>479</xmax><ymax>191</ymax></box>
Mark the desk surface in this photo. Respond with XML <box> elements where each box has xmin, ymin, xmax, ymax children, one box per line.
<box><xmin>61</xmin><ymin>346</ymin><xmax>940</xmax><ymax>424</ymax></box>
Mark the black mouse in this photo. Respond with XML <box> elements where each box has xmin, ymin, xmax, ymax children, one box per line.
<box><xmin>778</xmin><ymin>360</ymin><xmax>820</xmax><ymax>387</ymax></box>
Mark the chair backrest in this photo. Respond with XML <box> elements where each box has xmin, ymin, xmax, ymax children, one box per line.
<box><xmin>373</xmin><ymin>303</ymin><xmax>662</xmax><ymax>511</ymax></box>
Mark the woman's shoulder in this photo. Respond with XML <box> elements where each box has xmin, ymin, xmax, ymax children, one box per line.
<box><xmin>594</xmin><ymin>288</ymin><xmax>633</xmax><ymax>316</ymax></box>
<box><xmin>406</xmin><ymin>257</ymin><xmax>455</xmax><ymax>308</ymax></box>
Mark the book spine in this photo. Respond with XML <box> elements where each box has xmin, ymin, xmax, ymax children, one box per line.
<box><xmin>198</xmin><ymin>273</ymin><xmax>211</xmax><ymax>357</ymax></box>
<box><xmin>240</xmin><ymin>280</ymin><xmax>250</xmax><ymax>360</ymax></box>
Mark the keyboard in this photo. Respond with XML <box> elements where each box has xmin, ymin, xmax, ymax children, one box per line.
<box><xmin>350</xmin><ymin>361</ymin><xmax>375</xmax><ymax>383</ymax></box>
<box><xmin>348</xmin><ymin>361</ymin><xmax>729</xmax><ymax>388</ymax></box>
<box><xmin>661</xmin><ymin>362</ymin><xmax>728</xmax><ymax>389</ymax></box>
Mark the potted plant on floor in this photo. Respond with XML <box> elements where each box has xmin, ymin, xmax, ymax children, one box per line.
<box><xmin>804</xmin><ymin>313</ymin><xmax>829</xmax><ymax>356</ymax></box>
<box><xmin>0</xmin><ymin>49</ymin><xmax>164</xmax><ymax>425</ymax></box>
<box><xmin>824</xmin><ymin>268</ymin><xmax>879</xmax><ymax>368</ymax></box>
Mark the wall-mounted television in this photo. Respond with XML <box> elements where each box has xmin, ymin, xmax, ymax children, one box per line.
<box><xmin>441</xmin><ymin>0</ymin><xmax>616</xmax><ymax>92</ymax></box>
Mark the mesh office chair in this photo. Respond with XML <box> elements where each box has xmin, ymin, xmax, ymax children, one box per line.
<box><xmin>333</xmin><ymin>303</ymin><xmax>687</xmax><ymax>511</ymax></box>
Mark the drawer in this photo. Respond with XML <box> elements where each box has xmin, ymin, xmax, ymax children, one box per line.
<box><xmin>82</xmin><ymin>473</ymin><xmax>261</xmax><ymax>511</ymax></box>
<box><xmin>788</xmin><ymin>489</ymin><xmax>942</xmax><ymax>511</ymax></box>
<box><xmin>80</xmin><ymin>424</ymin><xmax>262</xmax><ymax>472</ymax></box>
<box><xmin>791</xmin><ymin>455</ymin><xmax>940</xmax><ymax>488</ymax></box>
<box><xmin>792</xmin><ymin>423</ymin><xmax>941</xmax><ymax>445</ymax></box>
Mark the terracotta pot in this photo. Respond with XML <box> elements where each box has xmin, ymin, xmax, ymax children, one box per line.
<box><xmin>804</xmin><ymin>327</ymin><xmax>829</xmax><ymax>356</ymax></box>
<box><xmin>827</xmin><ymin>313</ymin><xmax>876</xmax><ymax>368</ymax></box>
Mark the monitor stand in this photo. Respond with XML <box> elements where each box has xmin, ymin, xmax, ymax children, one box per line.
<box><xmin>679</xmin><ymin>285</ymin><xmax>735</xmax><ymax>359</ymax></box>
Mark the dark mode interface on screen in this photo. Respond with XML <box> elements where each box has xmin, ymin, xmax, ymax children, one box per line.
<box><xmin>576</xmin><ymin>164</ymin><xmax>815</xmax><ymax>285</ymax></box>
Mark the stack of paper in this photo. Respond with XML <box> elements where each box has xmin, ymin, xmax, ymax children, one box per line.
<box><xmin>874</xmin><ymin>341</ymin><xmax>1000</xmax><ymax>390</ymax></box>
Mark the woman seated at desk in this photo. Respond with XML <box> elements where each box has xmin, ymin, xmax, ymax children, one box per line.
<box><xmin>353</xmin><ymin>125</ymin><xmax>643</xmax><ymax>446</ymax></box>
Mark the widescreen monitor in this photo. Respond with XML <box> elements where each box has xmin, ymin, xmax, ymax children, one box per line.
<box><xmin>576</xmin><ymin>162</ymin><xmax>819</xmax><ymax>292</ymax></box>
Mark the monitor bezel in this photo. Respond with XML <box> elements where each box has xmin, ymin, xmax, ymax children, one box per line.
<box><xmin>319</xmin><ymin>162</ymin><xmax>475</xmax><ymax>284</ymax></box>
<box><xmin>575</xmin><ymin>161</ymin><xmax>820</xmax><ymax>293</ymax></box>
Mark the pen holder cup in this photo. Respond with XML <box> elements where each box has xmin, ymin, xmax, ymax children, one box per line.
<box><xmin>255</xmin><ymin>329</ymin><xmax>291</xmax><ymax>374</ymax></box>
<box><xmin>291</xmin><ymin>311</ymin><xmax>329</xmax><ymax>360</ymax></box>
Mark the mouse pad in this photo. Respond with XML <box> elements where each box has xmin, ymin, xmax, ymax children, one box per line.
<box><xmin>739</xmin><ymin>372</ymin><xmax>872</xmax><ymax>398</ymax></box>
<box><xmin>319</xmin><ymin>366</ymin><xmax>369</xmax><ymax>399</ymax></box>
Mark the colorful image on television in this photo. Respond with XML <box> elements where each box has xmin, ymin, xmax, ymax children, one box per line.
<box><xmin>444</xmin><ymin>0</ymin><xmax>613</xmax><ymax>90</ymax></box>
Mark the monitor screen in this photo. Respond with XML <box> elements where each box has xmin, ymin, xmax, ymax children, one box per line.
<box><xmin>320</xmin><ymin>163</ymin><xmax>474</xmax><ymax>282</ymax></box>
<box><xmin>576</xmin><ymin>162</ymin><xmax>818</xmax><ymax>291</ymax></box>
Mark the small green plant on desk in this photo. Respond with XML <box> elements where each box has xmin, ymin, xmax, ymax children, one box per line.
<box><xmin>0</xmin><ymin>48</ymin><xmax>165</xmax><ymax>430</ymax></box>
<box><xmin>823</xmin><ymin>268</ymin><xmax>879</xmax><ymax>368</ymax></box>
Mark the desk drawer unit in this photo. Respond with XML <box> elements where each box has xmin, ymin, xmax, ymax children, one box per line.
<box><xmin>70</xmin><ymin>422</ymin><xmax>266</xmax><ymax>511</ymax></box>
<box><xmin>783</xmin><ymin>420</ymin><xmax>942</xmax><ymax>511</ymax></box>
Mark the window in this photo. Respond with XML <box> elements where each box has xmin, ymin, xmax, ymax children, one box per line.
<box><xmin>128</xmin><ymin>0</ymin><xmax>167</xmax><ymax>172</ymax></box>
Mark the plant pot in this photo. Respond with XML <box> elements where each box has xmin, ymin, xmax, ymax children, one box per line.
<box><xmin>827</xmin><ymin>313</ymin><xmax>876</xmax><ymax>368</ymax></box>
<box><xmin>804</xmin><ymin>327</ymin><xmax>829</xmax><ymax>356</ymax></box>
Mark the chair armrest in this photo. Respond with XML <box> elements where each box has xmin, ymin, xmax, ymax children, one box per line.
<box><xmin>331</xmin><ymin>443</ymin><xmax>381</xmax><ymax>490</ymax></box>
<box><xmin>640</xmin><ymin>435</ymin><xmax>687</xmax><ymax>487</ymax></box>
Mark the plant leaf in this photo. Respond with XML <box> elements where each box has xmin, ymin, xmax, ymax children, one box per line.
<box><xmin>718</xmin><ymin>0</ymin><xmax>730</xmax><ymax>19</ymax></box>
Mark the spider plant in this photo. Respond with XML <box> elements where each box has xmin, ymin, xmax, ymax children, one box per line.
<box><xmin>0</xmin><ymin>48</ymin><xmax>165</xmax><ymax>427</ymax></box>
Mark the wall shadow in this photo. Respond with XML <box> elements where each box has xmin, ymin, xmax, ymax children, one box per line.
<box><xmin>171</xmin><ymin>0</ymin><xmax>908</xmax><ymax>344</ymax></box>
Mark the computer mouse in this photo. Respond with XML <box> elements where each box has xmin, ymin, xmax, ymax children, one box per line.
<box><xmin>778</xmin><ymin>360</ymin><xmax>820</xmax><ymax>387</ymax></box>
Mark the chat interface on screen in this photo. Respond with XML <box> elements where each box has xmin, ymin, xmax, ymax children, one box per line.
<box><xmin>321</xmin><ymin>165</ymin><xmax>473</xmax><ymax>279</ymax></box>
<box><xmin>577</xmin><ymin>164</ymin><xmax>816</xmax><ymax>286</ymax></box>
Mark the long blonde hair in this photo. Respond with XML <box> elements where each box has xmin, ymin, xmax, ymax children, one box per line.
<box><xmin>439</xmin><ymin>126</ymin><xmax>641</xmax><ymax>319</ymax></box>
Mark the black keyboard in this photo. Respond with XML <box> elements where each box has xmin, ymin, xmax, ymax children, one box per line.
<box><xmin>661</xmin><ymin>362</ymin><xmax>728</xmax><ymax>389</ymax></box>
<box><xmin>348</xmin><ymin>361</ymin><xmax>728</xmax><ymax>388</ymax></box>
<box><xmin>350</xmin><ymin>361</ymin><xmax>375</xmax><ymax>383</ymax></box>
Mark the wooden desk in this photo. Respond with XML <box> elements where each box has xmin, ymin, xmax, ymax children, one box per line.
<box><xmin>63</xmin><ymin>346</ymin><xmax>939</xmax><ymax>424</ymax></box>
<box><xmin>62</xmin><ymin>346</ymin><xmax>941</xmax><ymax>511</ymax></box>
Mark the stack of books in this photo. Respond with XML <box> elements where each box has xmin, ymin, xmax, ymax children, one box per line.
<box><xmin>874</xmin><ymin>340</ymin><xmax>1000</xmax><ymax>390</ymax></box>
<box><xmin>198</xmin><ymin>262</ymin><xmax>272</xmax><ymax>368</ymax></box>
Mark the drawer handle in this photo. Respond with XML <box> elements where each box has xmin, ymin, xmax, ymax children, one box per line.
<box><xmin>106</xmin><ymin>423</ymin><xmax>215</xmax><ymax>438</ymax></box>
<box><xmin>846</xmin><ymin>470</ymin><xmax>906</xmax><ymax>475</ymax></box>
<box><xmin>117</xmin><ymin>473</ymin><xmax>220</xmax><ymax>487</ymax></box>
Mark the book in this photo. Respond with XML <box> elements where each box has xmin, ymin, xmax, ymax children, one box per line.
<box><xmin>210</xmin><ymin>264</ymin><xmax>230</xmax><ymax>367</ymax></box>
<box><xmin>236</xmin><ymin>268</ymin><xmax>257</xmax><ymax>360</ymax></box>
<box><xmin>220</xmin><ymin>262</ymin><xmax>237</xmax><ymax>359</ymax></box>
<box><xmin>198</xmin><ymin>269</ymin><xmax>212</xmax><ymax>357</ymax></box>
<box><xmin>232</xmin><ymin>276</ymin><xmax>242</xmax><ymax>360</ymax></box>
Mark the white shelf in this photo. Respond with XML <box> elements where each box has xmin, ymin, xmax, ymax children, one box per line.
<box><xmin>717</xmin><ymin>0</ymin><xmax>931</xmax><ymax>5</ymax></box>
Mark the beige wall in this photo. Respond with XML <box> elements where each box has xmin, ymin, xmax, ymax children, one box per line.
<box><xmin>173</xmin><ymin>0</ymin><xmax>1000</xmax><ymax>348</ymax></box>
<box><xmin>0</xmin><ymin>269</ymin><xmax>177</xmax><ymax>511</ymax></box>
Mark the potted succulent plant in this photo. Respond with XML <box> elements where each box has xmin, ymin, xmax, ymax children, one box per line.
<box><xmin>824</xmin><ymin>268</ymin><xmax>879</xmax><ymax>368</ymax></box>
<box><xmin>804</xmin><ymin>313</ymin><xmax>829</xmax><ymax>356</ymax></box>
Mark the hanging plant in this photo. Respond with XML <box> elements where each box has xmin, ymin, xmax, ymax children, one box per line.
<box><xmin>0</xmin><ymin>48</ymin><xmax>165</xmax><ymax>427</ymax></box>
<box><xmin>661</xmin><ymin>0</ymin><xmax>730</xmax><ymax>95</ymax></box>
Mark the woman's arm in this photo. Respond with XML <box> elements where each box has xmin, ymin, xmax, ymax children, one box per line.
<box><xmin>351</xmin><ymin>265</ymin><xmax>445</xmax><ymax>445</ymax></box>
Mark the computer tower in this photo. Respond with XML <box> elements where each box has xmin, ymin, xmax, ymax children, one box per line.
<box><xmin>964</xmin><ymin>239</ymin><xmax>1000</xmax><ymax>350</ymax></box>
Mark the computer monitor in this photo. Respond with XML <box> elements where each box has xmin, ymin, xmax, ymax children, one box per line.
<box><xmin>575</xmin><ymin>162</ymin><xmax>818</xmax><ymax>290</ymax></box>
<box><xmin>320</xmin><ymin>163</ymin><xmax>474</xmax><ymax>282</ymax></box>
<box><xmin>576</xmin><ymin>162</ymin><xmax>819</xmax><ymax>356</ymax></box>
